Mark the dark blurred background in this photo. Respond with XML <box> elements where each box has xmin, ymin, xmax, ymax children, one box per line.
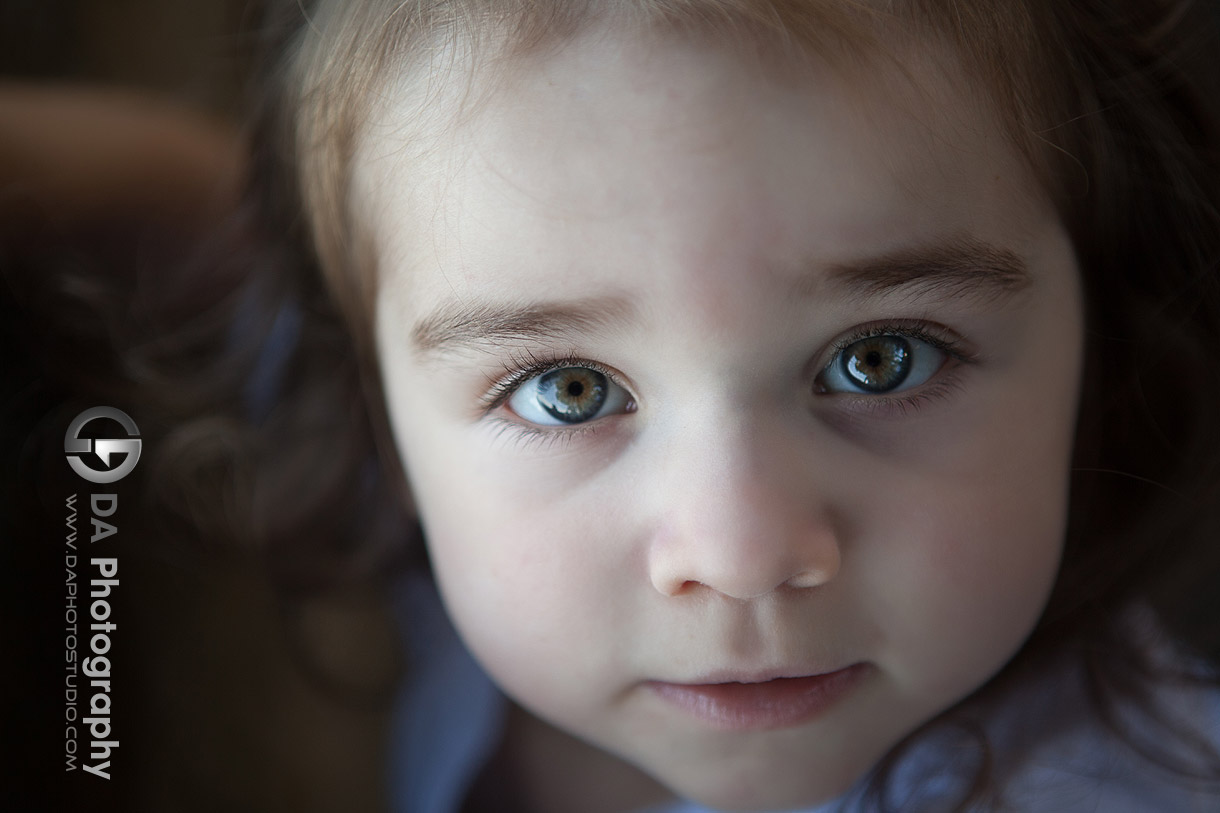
<box><xmin>1</xmin><ymin>0</ymin><xmax>250</xmax><ymax>116</ymax></box>
<box><xmin>2</xmin><ymin>3</ymin><xmax>399</xmax><ymax>811</ymax></box>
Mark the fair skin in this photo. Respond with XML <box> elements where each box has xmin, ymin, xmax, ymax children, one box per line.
<box><xmin>358</xmin><ymin>22</ymin><xmax>1083</xmax><ymax>813</ymax></box>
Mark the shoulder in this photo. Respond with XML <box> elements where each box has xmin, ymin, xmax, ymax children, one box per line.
<box><xmin>991</xmin><ymin>624</ymin><xmax>1220</xmax><ymax>811</ymax></box>
<box><xmin>869</xmin><ymin>623</ymin><xmax>1220</xmax><ymax>812</ymax></box>
<box><xmin>998</xmin><ymin>685</ymin><xmax>1220</xmax><ymax>812</ymax></box>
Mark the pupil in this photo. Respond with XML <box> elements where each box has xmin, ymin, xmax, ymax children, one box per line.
<box><xmin>865</xmin><ymin>350</ymin><xmax>883</xmax><ymax>368</ymax></box>
<box><xmin>567</xmin><ymin>381</ymin><xmax>584</xmax><ymax>397</ymax></box>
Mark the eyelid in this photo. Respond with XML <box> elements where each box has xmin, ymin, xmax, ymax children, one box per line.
<box><xmin>823</xmin><ymin>372</ymin><xmax>967</xmax><ymax>419</ymax></box>
<box><xmin>483</xmin><ymin>413</ymin><xmax>611</xmax><ymax>453</ymax></box>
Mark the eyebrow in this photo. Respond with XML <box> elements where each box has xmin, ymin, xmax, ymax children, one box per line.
<box><xmin>410</xmin><ymin>237</ymin><xmax>1032</xmax><ymax>358</ymax></box>
<box><xmin>818</xmin><ymin>236</ymin><xmax>1033</xmax><ymax>304</ymax></box>
<box><xmin>411</xmin><ymin>296</ymin><xmax>635</xmax><ymax>358</ymax></box>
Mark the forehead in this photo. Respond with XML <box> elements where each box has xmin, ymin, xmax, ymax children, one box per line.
<box><xmin>353</xmin><ymin>19</ymin><xmax>1051</xmax><ymax>314</ymax></box>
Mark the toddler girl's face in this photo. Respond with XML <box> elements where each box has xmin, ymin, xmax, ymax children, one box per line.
<box><xmin>362</xmin><ymin>23</ymin><xmax>1083</xmax><ymax>811</ymax></box>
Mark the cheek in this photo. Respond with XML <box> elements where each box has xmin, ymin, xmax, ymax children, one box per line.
<box><xmin>863</xmin><ymin>423</ymin><xmax>1072</xmax><ymax>696</ymax></box>
<box><xmin>404</xmin><ymin>429</ymin><xmax>632</xmax><ymax>704</ymax></box>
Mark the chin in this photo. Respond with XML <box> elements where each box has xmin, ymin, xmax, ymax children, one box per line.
<box><xmin>656</xmin><ymin>760</ymin><xmax>865</xmax><ymax>813</ymax></box>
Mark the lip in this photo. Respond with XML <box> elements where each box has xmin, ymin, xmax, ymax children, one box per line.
<box><xmin>647</xmin><ymin>663</ymin><xmax>872</xmax><ymax>731</ymax></box>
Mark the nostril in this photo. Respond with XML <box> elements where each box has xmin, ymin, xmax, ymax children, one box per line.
<box><xmin>673</xmin><ymin>579</ymin><xmax>702</xmax><ymax>596</ymax></box>
<box><xmin>650</xmin><ymin>569</ymin><xmax>697</xmax><ymax>597</ymax></box>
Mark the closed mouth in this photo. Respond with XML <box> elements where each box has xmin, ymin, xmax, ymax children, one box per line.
<box><xmin>647</xmin><ymin>663</ymin><xmax>871</xmax><ymax>730</ymax></box>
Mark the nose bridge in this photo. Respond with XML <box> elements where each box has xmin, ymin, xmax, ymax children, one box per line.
<box><xmin>647</xmin><ymin>404</ymin><xmax>841</xmax><ymax>600</ymax></box>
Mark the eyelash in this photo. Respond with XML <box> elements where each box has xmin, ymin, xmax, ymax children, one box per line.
<box><xmin>479</xmin><ymin>320</ymin><xmax>977</xmax><ymax>442</ymax></box>
<box><xmin>484</xmin><ymin>413</ymin><xmax>609</xmax><ymax>452</ymax></box>
<box><xmin>826</xmin><ymin>321</ymin><xmax>966</xmax><ymax>362</ymax></box>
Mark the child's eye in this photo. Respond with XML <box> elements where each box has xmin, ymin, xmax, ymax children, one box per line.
<box><xmin>818</xmin><ymin>333</ymin><xmax>948</xmax><ymax>395</ymax></box>
<box><xmin>506</xmin><ymin>365</ymin><xmax>633</xmax><ymax>426</ymax></box>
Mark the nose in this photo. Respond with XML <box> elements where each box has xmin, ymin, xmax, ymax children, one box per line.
<box><xmin>646</xmin><ymin>416</ymin><xmax>842</xmax><ymax>600</ymax></box>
